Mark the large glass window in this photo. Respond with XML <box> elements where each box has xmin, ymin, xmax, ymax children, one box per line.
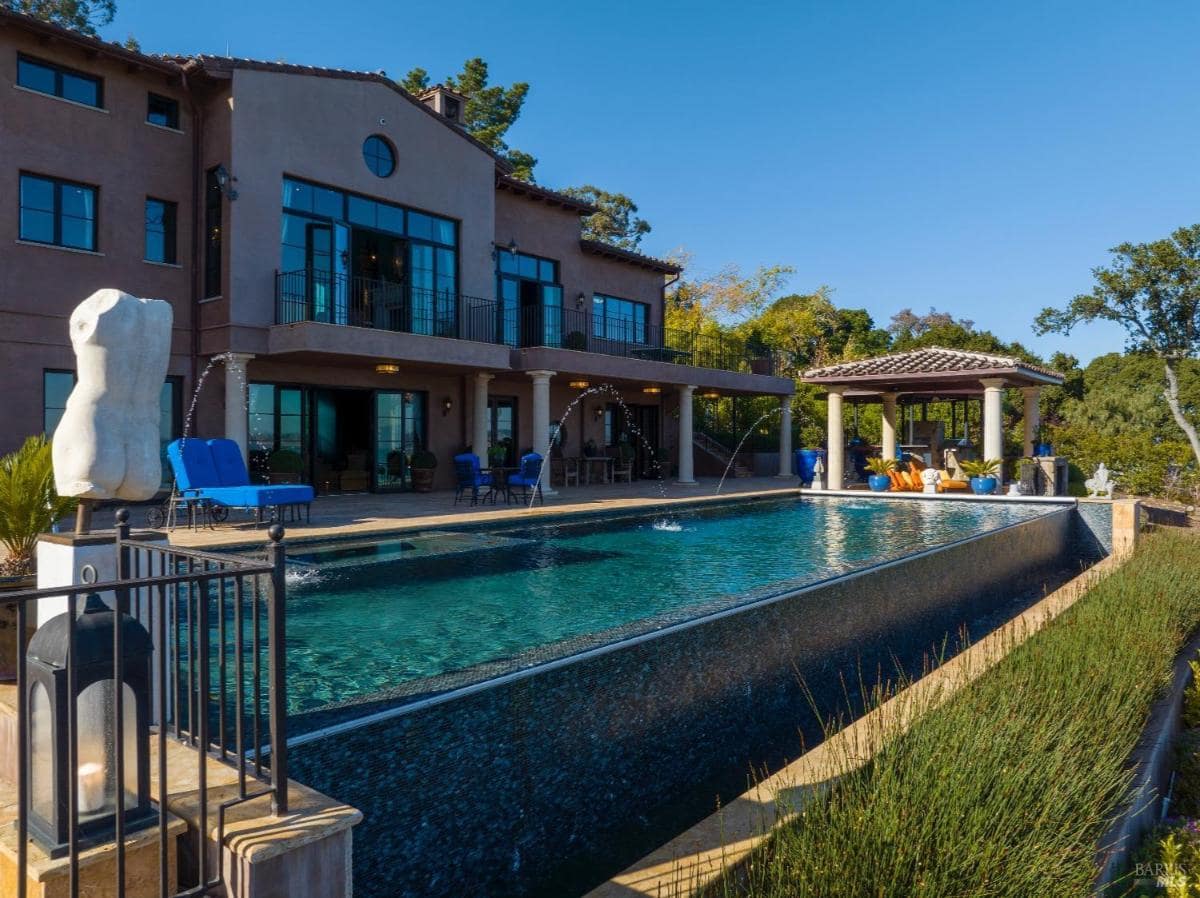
<box><xmin>17</xmin><ymin>54</ymin><xmax>102</xmax><ymax>108</ymax></box>
<box><xmin>593</xmin><ymin>294</ymin><xmax>649</xmax><ymax>344</ymax></box>
<box><xmin>375</xmin><ymin>391</ymin><xmax>426</xmax><ymax>490</ymax></box>
<box><xmin>249</xmin><ymin>384</ymin><xmax>306</xmax><ymax>482</ymax></box>
<box><xmin>20</xmin><ymin>174</ymin><xmax>97</xmax><ymax>251</ymax></box>
<box><xmin>496</xmin><ymin>251</ymin><xmax>561</xmax><ymax>347</ymax></box>
<box><xmin>42</xmin><ymin>370</ymin><xmax>74</xmax><ymax>434</ymax></box>
<box><xmin>362</xmin><ymin>135</ymin><xmax>396</xmax><ymax>178</ymax></box>
<box><xmin>145</xmin><ymin>198</ymin><xmax>177</xmax><ymax>264</ymax></box>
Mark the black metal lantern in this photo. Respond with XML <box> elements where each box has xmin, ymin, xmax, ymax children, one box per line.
<box><xmin>26</xmin><ymin>593</ymin><xmax>155</xmax><ymax>855</ymax></box>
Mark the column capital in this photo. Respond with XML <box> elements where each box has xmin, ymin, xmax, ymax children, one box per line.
<box><xmin>678</xmin><ymin>384</ymin><xmax>698</xmax><ymax>395</ymax></box>
<box><xmin>979</xmin><ymin>377</ymin><xmax>1007</xmax><ymax>390</ymax></box>
<box><xmin>826</xmin><ymin>385</ymin><xmax>847</xmax><ymax>396</ymax></box>
<box><xmin>222</xmin><ymin>352</ymin><xmax>255</xmax><ymax>368</ymax></box>
<box><xmin>1020</xmin><ymin>385</ymin><xmax>1041</xmax><ymax>397</ymax></box>
<box><xmin>527</xmin><ymin>369</ymin><xmax>556</xmax><ymax>381</ymax></box>
<box><xmin>475</xmin><ymin>371</ymin><xmax>495</xmax><ymax>383</ymax></box>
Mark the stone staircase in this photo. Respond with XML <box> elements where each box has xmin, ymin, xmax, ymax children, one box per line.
<box><xmin>693</xmin><ymin>432</ymin><xmax>753</xmax><ymax>478</ymax></box>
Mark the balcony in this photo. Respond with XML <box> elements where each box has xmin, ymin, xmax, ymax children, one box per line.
<box><xmin>275</xmin><ymin>269</ymin><xmax>777</xmax><ymax>376</ymax></box>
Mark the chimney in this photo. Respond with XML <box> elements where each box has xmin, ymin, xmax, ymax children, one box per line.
<box><xmin>419</xmin><ymin>85</ymin><xmax>467</xmax><ymax>127</ymax></box>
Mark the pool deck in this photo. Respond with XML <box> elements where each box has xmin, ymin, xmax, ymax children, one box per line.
<box><xmin>122</xmin><ymin>476</ymin><xmax>806</xmax><ymax>550</ymax></box>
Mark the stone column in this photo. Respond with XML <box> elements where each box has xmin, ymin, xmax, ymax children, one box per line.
<box><xmin>826</xmin><ymin>386</ymin><xmax>846</xmax><ymax>491</ymax></box>
<box><xmin>528</xmin><ymin>370</ymin><xmax>556</xmax><ymax>495</ymax></box>
<box><xmin>677</xmin><ymin>384</ymin><xmax>697</xmax><ymax>484</ymax></box>
<box><xmin>776</xmin><ymin>395</ymin><xmax>793</xmax><ymax>477</ymax></box>
<box><xmin>223</xmin><ymin>353</ymin><xmax>255</xmax><ymax>465</ymax></box>
<box><xmin>1022</xmin><ymin>386</ymin><xmax>1041</xmax><ymax>458</ymax></box>
<box><xmin>881</xmin><ymin>392</ymin><xmax>898</xmax><ymax>463</ymax></box>
<box><xmin>472</xmin><ymin>372</ymin><xmax>493</xmax><ymax>458</ymax></box>
<box><xmin>981</xmin><ymin>377</ymin><xmax>1006</xmax><ymax>482</ymax></box>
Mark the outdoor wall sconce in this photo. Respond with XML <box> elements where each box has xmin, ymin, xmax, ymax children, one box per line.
<box><xmin>442</xmin><ymin>397</ymin><xmax>453</xmax><ymax>416</ymax></box>
<box><xmin>26</xmin><ymin>594</ymin><xmax>155</xmax><ymax>855</ymax></box>
<box><xmin>568</xmin><ymin>380</ymin><xmax>589</xmax><ymax>390</ymax></box>
<box><xmin>700</xmin><ymin>390</ymin><xmax>720</xmax><ymax>400</ymax></box>
<box><xmin>575</xmin><ymin>292</ymin><xmax>586</xmax><ymax>309</ymax></box>
<box><xmin>593</xmin><ymin>406</ymin><xmax>604</xmax><ymax>422</ymax></box>
<box><xmin>213</xmin><ymin>164</ymin><xmax>239</xmax><ymax>200</ymax></box>
<box><xmin>375</xmin><ymin>363</ymin><xmax>400</xmax><ymax>375</ymax></box>
<box><xmin>491</xmin><ymin>239</ymin><xmax>518</xmax><ymax>260</ymax></box>
<box><xmin>642</xmin><ymin>385</ymin><xmax>662</xmax><ymax>395</ymax></box>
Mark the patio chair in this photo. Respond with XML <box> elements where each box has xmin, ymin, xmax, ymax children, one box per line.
<box><xmin>167</xmin><ymin>438</ymin><xmax>315</xmax><ymax>525</ymax></box>
<box><xmin>612</xmin><ymin>448</ymin><xmax>633</xmax><ymax>484</ymax></box>
<box><xmin>508</xmin><ymin>452</ymin><xmax>545</xmax><ymax>505</ymax></box>
<box><xmin>453</xmin><ymin>452</ymin><xmax>492</xmax><ymax>506</ymax></box>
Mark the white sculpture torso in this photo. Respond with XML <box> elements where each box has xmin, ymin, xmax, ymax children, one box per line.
<box><xmin>1085</xmin><ymin>463</ymin><xmax>1116</xmax><ymax>499</ymax></box>
<box><xmin>52</xmin><ymin>289</ymin><xmax>174</xmax><ymax>501</ymax></box>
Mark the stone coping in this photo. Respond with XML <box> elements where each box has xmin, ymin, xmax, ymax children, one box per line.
<box><xmin>584</xmin><ymin>550</ymin><xmax>1126</xmax><ymax>898</ymax></box>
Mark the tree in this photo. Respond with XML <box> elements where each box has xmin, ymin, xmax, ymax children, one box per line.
<box><xmin>560</xmin><ymin>185</ymin><xmax>650</xmax><ymax>250</ymax></box>
<box><xmin>1035</xmin><ymin>224</ymin><xmax>1200</xmax><ymax>471</ymax></box>
<box><xmin>8</xmin><ymin>0</ymin><xmax>115</xmax><ymax>34</ymax></box>
<box><xmin>398</xmin><ymin>58</ymin><xmax>536</xmax><ymax>178</ymax></box>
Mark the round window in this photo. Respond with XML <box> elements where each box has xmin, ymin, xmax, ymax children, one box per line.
<box><xmin>362</xmin><ymin>135</ymin><xmax>395</xmax><ymax>178</ymax></box>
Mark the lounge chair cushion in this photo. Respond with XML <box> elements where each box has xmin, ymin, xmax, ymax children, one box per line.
<box><xmin>168</xmin><ymin>439</ymin><xmax>221</xmax><ymax>491</ymax></box>
<box><xmin>208</xmin><ymin>438</ymin><xmax>253</xmax><ymax>487</ymax></box>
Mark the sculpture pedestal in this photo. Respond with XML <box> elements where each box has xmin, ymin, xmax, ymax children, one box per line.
<box><xmin>35</xmin><ymin>530</ymin><xmax>167</xmax><ymax>627</ymax></box>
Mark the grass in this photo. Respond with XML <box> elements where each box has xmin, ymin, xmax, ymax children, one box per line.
<box><xmin>705</xmin><ymin>529</ymin><xmax>1200</xmax><ymax>898</ymax></box>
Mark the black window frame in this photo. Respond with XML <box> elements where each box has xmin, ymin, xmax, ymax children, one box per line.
<box><xmin>17</xmin><ymin>53</ymin><xmax>103</xmax><ymax>108</ymax></box>
<box><xmin>146</xmin><ymin>92</ymin><xmax>180</xmax><ymax>129</ymax></box>
<box><xmin>144</xmin><ymin>196</ymin><xmax>178</xmax><ymax>265</ymax></box>
<box><xmin>204</xmin><ymin>168</ymin><xmax>222</xmax><ymax>297</ymax></box>
<box><xmin>592</xmin><ymin>293</ymin><xmax>650</xmax><ymax>344</ymax></box>
<box><xmin>19</xmin><ymin>171</ymin><xmax>98</xmax><ymax>251</ymax></box>
<box><xmin>362</xmin><ymin>135</ymin><xmax>396</xmax><ymax>178</ymax></box>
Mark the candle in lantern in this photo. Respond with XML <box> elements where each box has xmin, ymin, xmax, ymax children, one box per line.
<box><xmin>78</xmin><ymin>762</ymin><xmax>106</xmax><ymax>814</ymax></box>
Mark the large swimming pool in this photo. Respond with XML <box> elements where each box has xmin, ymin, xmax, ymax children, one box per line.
<box><xmin>282</xmin><ymin>496</ymin><xmax>1058</xmax><ymax>720</ymax></box>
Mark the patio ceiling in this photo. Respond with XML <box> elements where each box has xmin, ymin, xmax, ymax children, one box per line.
<box><xmin>801</xmin><ymin>347</ymin><xmax>1064</xmax><ymax>398</ymax></box>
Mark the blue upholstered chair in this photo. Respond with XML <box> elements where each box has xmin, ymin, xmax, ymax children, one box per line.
<box><xmin>507</xmin><ymin>452</ymin><xmax>544</xmax><ymax>505</ymax></box>
<box><xmin>453</xmin><ymin>453</ymin><xmax>492</xmax><ymax>506</ymax></box>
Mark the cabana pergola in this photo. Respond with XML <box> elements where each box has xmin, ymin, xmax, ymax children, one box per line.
<box><xmin>802</xmin><ymin>347</ymin><xmax>1065</xmax><ymax>489</ymax></box>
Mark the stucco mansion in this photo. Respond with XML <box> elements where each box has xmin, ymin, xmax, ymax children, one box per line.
<box><xmin>1</xmin><ymin>9</ymin><xmax>794</xmax><ymax>493</ymax></box>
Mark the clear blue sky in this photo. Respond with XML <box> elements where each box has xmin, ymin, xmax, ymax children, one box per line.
<box><xmin>103</xmin><ymin>0</ymin><xmax>1200</xmax><ymax>363</ymax></box>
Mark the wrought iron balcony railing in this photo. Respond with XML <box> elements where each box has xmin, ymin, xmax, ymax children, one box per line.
<box><xmin>275</xmin><ymin>269</ymin><xmax>777</xmax><ymax>376</ymax></box>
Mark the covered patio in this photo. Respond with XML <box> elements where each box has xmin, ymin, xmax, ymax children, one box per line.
<box><xmin>802</xmin><ymin>347</ymin><xmax>1065</xmax><ymax>489</ymax></box>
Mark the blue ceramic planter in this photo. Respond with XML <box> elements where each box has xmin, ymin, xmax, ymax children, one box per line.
<box><xmin>868</xmin><ymin>474</ymin><xmax>892</xmax><ymax>492</ymax></box>
<box><xmin>970</xmin><ymin>476</ymin><xmax>998</xmax><ymax>495</ymax></box>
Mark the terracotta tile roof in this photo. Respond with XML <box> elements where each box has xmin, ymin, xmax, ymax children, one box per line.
<box><xmin>1</xmin><ymin>8</ymin><xmax>181</xmax><ymax>74</ymax></box>
<box><xmin>803</xmin><ymin>347</ymin><xmax>1063</xmax><ymax>383</ymax></box>
<box><xmin>172</xmin><ymin>55</ymin><xmax>513</xmax><ymax>170</ymax></box>
<box><xmin>496</xmin><ymin>175</ymin><xmax>599</xmax><ymax>214</ymax></box>
<box><xmin>579</xmin><ymin>239</ymin><xmax>683</xmax><ymax>275</ymax></box>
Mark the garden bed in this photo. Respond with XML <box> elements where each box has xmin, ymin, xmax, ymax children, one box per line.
<box><xmin>705</xmin><ymin>528</ymin><xmax>1200</xmax><ymax>898</ymax></box>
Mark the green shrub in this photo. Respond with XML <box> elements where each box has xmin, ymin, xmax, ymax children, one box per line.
<box><xmin>708</xmin><ymin>530</ymin><xmax>1200</xmax><ymax>898</ymax></box>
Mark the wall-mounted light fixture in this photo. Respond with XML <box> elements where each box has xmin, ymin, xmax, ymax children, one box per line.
<box><xmin>575</xmin><ymin>292</ymin><xmax>586</xmax><ymax>309</ymax></box>
<box><xmin>213</xmin><ymin>164</ymin><xmax>239</xmax><ymax>201</ymax></box>
<box><xmin>375</xmin><ymin>363</ymin><xmax>400</xmax><ymax>375</ymax></box>
<box><xmin>700</xmin><ymin>390</ymin><xmax>720</xmax><ymax>400</ymax></box>
<box><xmin>642</xmin><ymin>385</ymin><xmax>662</xmax><ymax>395</ymax></box>
<box><xmin>491</xmin><ymin>238</ymin><xmax>519</xmax><ymax>260</ymax></box>
<box><xmin>568</xmin><ymin>380</ymin><xmax>590</xmax><ymax>389</ymax></box>
<box><xmin>593</xmin><ymin>405</ymin><xmax>604</xmax><ymax>422</ymax></box>
<box><xmin>442</xmin><ymin>396</ymin><xmax>453</xmax><ymax>416</ymax></box>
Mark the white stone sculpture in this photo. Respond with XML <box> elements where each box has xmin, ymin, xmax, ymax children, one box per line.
<box><xmin>52</xmin><ymin>289</ymin><xmax>173</xmax><ymax>501</ymax></box>
<box><xmin>1085</xmin><ymin>463</ymin><xmax>1116</xmax><ymax>499</ymax></box>
<box><xmin>920</xmin><ymin>468</ymin><xmax>941</xmax><ymax>494</ymax></box>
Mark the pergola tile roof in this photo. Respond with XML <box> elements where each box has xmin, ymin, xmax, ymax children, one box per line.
<box><xmin>804</xmin><ymin>347</ymin><xmax>1062</xmax><ymax>382</ymax></box>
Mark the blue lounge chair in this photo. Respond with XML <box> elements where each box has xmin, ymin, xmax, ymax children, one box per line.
<box><xmin>453</xmin><ymin>453</ymin><xmax>492</xmax><ymax>506</ymax></box>
<box><xmin>508</xmin><ymin>452</ymin><xmax>544</xmax><ymax>505</ymax></box>
<box><xmin>166</xmin><ymin>438</ymin><xmax>314</xmax><ymax>525</ymax></box>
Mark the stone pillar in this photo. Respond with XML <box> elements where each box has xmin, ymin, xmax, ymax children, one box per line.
<box><xmin>528</xmin><ymin>370</ymin><xmax>556</xmax><ymax>495</ymax></box>
<box><xmin>981</xmin><ymin>378</ymin><xmax>1006</xmax><ymax>483</ymax></box>
<box><xmin>472</xmin><ymin>372</ymin><xmax>493</xmax><ymax>458</ymax></box>
<box><xmin>677</xmin><ymin>384</ymin><xmax>697</xmax><ymax>484</ymax></box>
<box><xmin>777</xmin><ymin>395</ymin><xmax>793</xmax><ymax>477</ymax></box>
<box><xmin>223</xmin><ymin>353</ymin><xmax>255</xmax><ymax>465</ymax></box>
<box><xmin>881</xmin><ymin>392</ymin><xmax>898</xmax><ymax>463</ymax></box>
<box><xmin>1112</xmin><ymin>499</ymin><xmax>1142</xmax><ymax>559</ymax></box>
<box><xmin>826</xmin><ymin>386</ymin><xmax>846</xmax><ymax>491</ymax></box>
<box><xmin>1022</xmin><ymin>386</ymin><xmax>1041</xmax><ymax>458</ymax></box>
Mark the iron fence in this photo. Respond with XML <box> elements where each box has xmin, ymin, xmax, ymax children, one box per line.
<box><xmin>10</xmin><ymin>510</ymin><xmax>287</xmax><ymax>898</ymax></box>
<box><xmin>275</xmin><ymin>268</ymin><xmax>777</xmax><ymax>376</ymax></box>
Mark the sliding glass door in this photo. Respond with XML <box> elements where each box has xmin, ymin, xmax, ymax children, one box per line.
<box><xmin>375</xmin><ymin>391</ymin><xmax>427</xmax><ymax>491</ymax></box>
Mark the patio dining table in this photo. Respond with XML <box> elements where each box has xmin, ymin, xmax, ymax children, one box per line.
<box><xmin>568</xmin><ymin>456</ymin><xmax>615</xmax><ymax>485</ymax></box>
<box><xmin>484</xmin><ymin>466</ymin><xmax>519</xmax><ymax>504</ymax></box>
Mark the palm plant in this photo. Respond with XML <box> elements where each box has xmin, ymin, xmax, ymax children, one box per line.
<box><xmin>959</xmin><ymin>457</ymin><xmax>1002</xmax><ymax>479</ymax></box>
<box><xmin>865</xmin><ymin>456</ymin><xmax>896</xmax><ymax>476</ymax></box>
<box><xmin>0</xmin><ymin>436</ymin><xmax>76</xmax><ymax>576</ymax></box>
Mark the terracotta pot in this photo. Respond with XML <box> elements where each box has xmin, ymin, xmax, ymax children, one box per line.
<box><xmin>411</xmin><ymin>468</ymin><xmax>436</xmax><ymax>493</ymax></box>
<box><xmin>0</xmin><ymin>576</ymin><xmax>36</xmax><ymax>682</ymax></box>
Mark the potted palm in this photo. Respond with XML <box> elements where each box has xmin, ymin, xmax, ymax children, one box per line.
<box><xmin>961</xmin><ymin>458</ymin><xmax>1002</xmax><ymax>495</ymax></box>
<box><xmin>865</xmin><ymin>457</ymin><xmax>895</xmax><ymax>492</ymax></box>
<box><xmin>409</xmin><ymin>449</ymin><xmax>438</xmax><ymax>492</ymax></box>
<box><xmin>0</xmin><ymin>435</ymin><xmax>77</xmax><ymax>680</ymax></box>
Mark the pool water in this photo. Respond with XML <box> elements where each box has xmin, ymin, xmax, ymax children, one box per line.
<box><xmin>282</xmin><ymin>496</ymin><xmax>1058</xmax><ymax>719</ymax></box>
